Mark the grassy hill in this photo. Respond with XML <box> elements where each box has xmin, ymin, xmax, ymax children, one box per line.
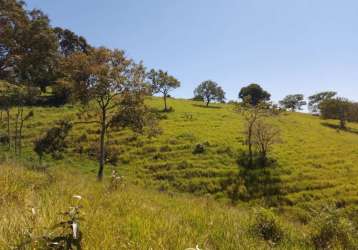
<box><xmin>1</xmin><ymin>97</ymin><xmax>358</xmax><ymax>249</ymax></box>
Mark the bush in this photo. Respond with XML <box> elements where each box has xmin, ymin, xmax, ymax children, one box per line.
<box><xmin>34</xmin><ymin>120</ymin><xmax>72</xmax><ymax>161</ymax></box>
<box><xmin>159</xmin><ymin>145</ymin><xmax>171</xmax><ymax>152</ymax></box>
<box><xmin>52</xmin><ymin>81</ymin><xmax>73</xmax><ymax>105</ymax></box>
<box><xmin>311</xmin><ymin>209</ymin><xmax>357</xmax><ymax>249</ymax></box>
<box><xmin>193</xmin><ymin>144</ymin><xmax>205</xmax><ymax>154</ymax></box>
<box><xmin>250</xmin><ymin>208</ymin><xmax>284</xmax><ymax>243</ymax></box>
<box><xmin>0</xmin><ymin>134</ymin><xmax>9</xmax><ymax>145</ymax></box>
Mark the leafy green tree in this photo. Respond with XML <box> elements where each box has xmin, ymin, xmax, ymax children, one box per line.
<box><xmin>308</xmin><ymin>91</ymin><xmax>337</xmax><ymax>113</ymax></box>
<box><xmin>148</xmin><ymin>69</ymin><xmax>180</xmax><ymax>111</ymax></box>
<box><xmin>194</xmin><ymin>80</ymin><xmax>225</xmax><ymax>106</ymax></box>
<box><xmin>319</xmin><ymin>97</ymin><xmax>351</xmax><ymax>129</ymax></box>
<box><xmin>239</xmin><ymin>83</ymin><xmax>271</xmax><ymax>106</ymax></box>
<box><xmin>1</xmin><ymin>2</ymin><xmax>59</xmax><ymax>91</ymax></box>
<box><xmin>68</xmin><ymin>48</ymin><xmax>148</xmax><ymax>180</ymax></box>
<box><xmin>279</xmin><ymin>94</ymin><xmax>306</xmax><ymax>111</ymax></box>
<box><xmin>0</xmin><ymin>0</ymin><xmax>28</xmax><ymax>80</ymax></box>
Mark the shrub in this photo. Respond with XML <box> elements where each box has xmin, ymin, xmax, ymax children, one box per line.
<box><xmin>311</xmin><ymin>209</ymin><xmax>357</xmax><ymax>249</ymax></box>
<box><xmin>250</xmin><ymin>208</ymin><xmax>284</xmax><ymax>243</ymax></box>
<box><xmin>193</xmin><ymin>144</ymin><xmax>205</xmax><ymax>154</ymax></box>
<box><xmin>52</xmin><ymin>80</ymin><xmax>73</xmax><ymax>105</ymax></box>
<box><xmin>0</xmin><ymin>134</ymin><xmax>9</xmax><ymax>145</ymax></box>
<box><xmin>34</xmin><ymin>120</ymin><xmax>72</xmax><ymax>161</ymax></box>
<box><xmin>159</xmin><ymin>145</ymin><xmax>171</xmax><ymax>152</ymax></box>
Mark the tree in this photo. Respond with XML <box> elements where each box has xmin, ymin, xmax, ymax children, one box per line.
<box><xmin>308</xmin><ymin>91</ymin><xmax>337</xmax><ymax>113</ymax></box>
<box><xmin>68</xmin><ymin>48</ymin><xmax>148</xmax><ymax>180</ymax></box>
<box><xmin>238</xmin><ymin>83</ymin><xmax>271</xmax><ymax>106</ymax></box>
<box><xmin>0</xmin><ymin>81</ymin><xmax>34</xmax><ymax>154</ymax></box>
<box><xmin>279</xmin><ymin>94</ymin><xmax>307</xmax><ymax>111</ymax></box>
<box><xmin>319</xmin><ymin>97</ymin><xmax>351</xmax><ymax>129</ymax></box>
<box><xmin>0</xmin><ymin>3</ymin><xmax>59</xmax><ymax>91</ymax></box>
<box><xmin>236</xmin><ymin>102</ymin><xmax>270</xmax><ymax>167</ymax></box>
<box><xmin>252</xmin><ymin>120</ymin><xmax>281</xmax><ymax>165</ymax></box>
<box><xmin>0</xmin><ymin>0</ymin><xmax>28</xmax><ymax>80</ymax></box>
<box><xmin>12</xmin><ymin>87</ymin><xmax>34</xmax><ymax>156</ymax></box>
<box><xmin>148</xmin><ymin>69</ymin><xmax>180</xmax><ymax>111</ymax></box>
<box><xmin>193</xmin><ymin>80</ymin><xmax>225</xmax><ymax>106</ymax></box>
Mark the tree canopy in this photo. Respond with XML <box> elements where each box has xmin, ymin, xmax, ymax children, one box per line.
<box><xmin>147</xmin><ymin>69</ymin><xmax>180</xmax><ymax>111</ymax></box>
<box><xmin>308</xmin><ymin>91</ymin><xmax>337</xmax><ymax>113</ymax></box>
<box><xmin>279</xmin><ymin>94</ymin><xmax>307</xmax><ymax>111</ymax></box>
<box><xmin>194</xmin><ymin>80</ymin><xmax>225</xmax><ymax>106</ymax></box>
<box><xmin>238</xmin><ymin>83</ymin><xmax>271</xmax><ymax>106</ymax></box>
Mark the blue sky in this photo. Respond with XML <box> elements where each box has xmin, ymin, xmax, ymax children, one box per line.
<box><xmin>26</xmin><ymin>0</ymin><xmax>358</xmax><ymax>103</ymax></box>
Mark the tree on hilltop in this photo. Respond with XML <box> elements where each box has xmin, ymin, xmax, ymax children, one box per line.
<box><xmin>239</xmin><ymin>83</ymin><xmax>271</xmax><ymax>106</ymax></box>
<box><xmin>194</xmin><ymin>80</ymin><xmax>225</xmax><ymax>106</ymax></box>
<box><xmin>308</xmin><ymin>91</ymin><xmax>337</xmax><ymax>113</ymax></box>
<box><xmin>147</xmin><ymin>69</ymin><xmax>180</xmax><ymax>112</ymax></box>
<box><xmin>279</xmin><ymin>94</ymin><xmax>306</xmax><ymax>111</ymax></box>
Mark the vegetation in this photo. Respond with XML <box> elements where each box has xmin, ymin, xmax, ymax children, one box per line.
<box><xmin>1</xmin><ymin>1</ymin><xmax>358</xmax><ymax>249</ymax></box>
<box><xmin>308</xmin><ymin>91</ymin><xmax>337</xmax><ymax>113</ymax></box>
<box><xmin>279</xmin><ymin>94</ymin><xmax>307</xmax><ymax>111</ymax></box>
<box><xmin>148</xmin><ymin>69</ymin><xmax>180</xmax><ymax>112</ymax></box>
<box><xmin>238</xmin><ymin>83</ymin><xmax>271</xmax><ymax>106</ymax></box>
<box><xmin>194</xmin><ymin>80</ymin><xmax>225</xmax><ymax>107</ymax></box>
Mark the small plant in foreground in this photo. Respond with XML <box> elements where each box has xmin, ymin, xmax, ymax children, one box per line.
<box><xmin>108</xmin><ymin>170</ymin><xmax>125</xmax><ymax>192</ymax></box>
<box><xmin>310</xmin><ymin>206</ymin><xmax>357</xmax><ymax>250</ymax></box>
<box><xmin>250</xmin><ymin>207</ymin><xmax>284</xmax><ymax>244</ymax></box>
<box><xmin>17</xmin><ymin>195</ymin><xmax>83</xmax><ymax>250</ymax></box>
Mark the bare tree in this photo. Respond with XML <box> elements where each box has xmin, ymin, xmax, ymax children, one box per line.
<box><xmin>236</xmin><ymin>101</ymin><xmax>270</xmax><ymax>167</ymax></box>
<box><xmin>252</xmin><ymin>120</ymin><xmax>281</xmax><ymax>165</ymax></box>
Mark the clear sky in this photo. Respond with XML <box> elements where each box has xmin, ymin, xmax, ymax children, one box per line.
<box><xmin>26</xmin><ymin>0</ymin><xmax>358</xmax><ymax>103</ymax></box>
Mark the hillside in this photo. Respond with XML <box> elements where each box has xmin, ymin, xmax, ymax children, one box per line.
<box><xmin>4</xmin><ymin>97</ymin><xmax>358</xmax><ymax>205</ymax></box>
<box><xmin>1</xmin><ymin>97</ymin><xmax>358</xmax><ymax>249</ymax></box>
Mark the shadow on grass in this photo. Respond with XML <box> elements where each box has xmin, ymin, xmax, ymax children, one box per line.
<box><xmin>321</xmin><ymin>122</ymin><xmax>358</xmax><ymax>135</ymax></box>
<box><xmin>192</xmin><ymin>104</ymin><xmax>222</xmax><ymax>109</ymax></box>
<box><xmin>221</xmin><ymin>155</ymin><xmax>284</xmax><ymax>206</ymax></box>
<box><xmin>238</xmin><ymin>166</ymin><xmax>283</xmax><ymax>206</ymax></box>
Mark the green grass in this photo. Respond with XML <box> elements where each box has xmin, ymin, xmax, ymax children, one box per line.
<box><xmin>1</xmin><ymin>97</ymin><xmax>358</xmax><ymax>248</ymax></box>
<box><xmin>0</xmin><ymin>163</ymin><xmax>311</xmax><ymax>249</ymax></box>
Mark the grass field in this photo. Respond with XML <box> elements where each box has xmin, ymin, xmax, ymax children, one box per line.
<box><xmin>1</xmin><ymin>97</ymin><xmax>358</xmax><ymax>249</ymax></box>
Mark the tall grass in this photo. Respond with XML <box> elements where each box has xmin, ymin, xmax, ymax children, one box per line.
<box><xmin>0</xmin><ymin>163</ymin><xmax>312</xmax><ymax>249</ymax></box>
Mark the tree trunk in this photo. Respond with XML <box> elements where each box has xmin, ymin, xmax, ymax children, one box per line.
<box><xmin>6</xmin><ymin>110</ymin><xmax>10</xmax><ymax>150</ymax></box>
<box><xmin>248</xmin><ymin>126</ymin><xmax>253</xmax><ymax>167</ymax></box>
<box><xmin>97</xmin><ymin>108</ymin><xmax>106</xmax><ymax>181</ymax></box>
<box><xmin>18</xmin><ymin>109</ymin><xmax>24</xmax><ymax>157</ymax></box>
<box><xmin>163</xmin><ymin>94</ymin><xmax>168</xmax><ymax>112</ymax></box>
<box><xmin>339</xmin><ymin>118</ymin><xmax>346</xmax><ymax>130</ymax></box>
<box><xmin>14</xmin><ymin>107</ymin><xmax>20</xmax><ymax>155</ymax></box>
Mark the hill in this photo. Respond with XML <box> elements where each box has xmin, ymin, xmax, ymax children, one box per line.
<box><xmin>1</xmin><ymin>97</ymin><xmax>358</xmax><ymax>249</ymax></box>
